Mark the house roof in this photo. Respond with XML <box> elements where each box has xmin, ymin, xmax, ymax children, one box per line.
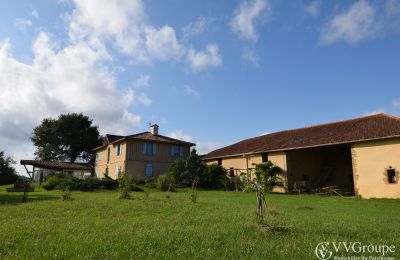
<box><xmin>203</xmin><ymin>113</ymin><xmax>400</xmax><ymax>160</ymax></box>
<box><xmin>93</xmin><ymin>132</ymin><xmax>195</xmax><ymax>150</ymax></box>
<box><xmin>20</xmin><ymin>160</ymin><xmax>93</xmax><ymax>171</ymax></box>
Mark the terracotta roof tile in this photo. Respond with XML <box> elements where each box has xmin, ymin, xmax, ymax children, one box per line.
<box><xmin>94</xmin><ymin>132</ymin><xmax>195</xmax><ymax>150</ymax></box>
<box><xmin>203</xmin><ymin>114</ymin><xmax>400</xmax><ymax>159</ymax></box>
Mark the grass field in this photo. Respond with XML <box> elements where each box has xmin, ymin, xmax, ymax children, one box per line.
<box><xmin>0</xmin><ymin>186</ymin><xmax>399</xmax><ymax>259</ymax></box>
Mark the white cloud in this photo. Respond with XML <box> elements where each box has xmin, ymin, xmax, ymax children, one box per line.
<box><xmin>0</xmin><ymin>32</ymin><xmax>142</xmax><ymax>174</ymax></box>
<box><xmin>137</xmin><ymin>92</ymin><xmax>152</xmax><ymax>106</ymax></box>
<box><xmin>242</xmin><ymin>48</ymin><xmax>259</xmax><ymax>67</ymax></box>
<box><xmin>230</xmin><ymin>0</ymin><xmax>267</xmax><ymax>41</ymax></box>
<box><xmin>392</xmin><ymin>98</ymin><xmax>400</xmax><ymax>108</ymax></box>
<box><xmin>320</xmin><ymin>1</ymin><xmax>376</xmax><ymax>45</ymax></box>
<box><xmin>305</xmin><ymin>0</ymin><xmax>321</xmax><ymax>17</ymax></box>
<box><xmin>195</xmin><ymin>142</ymin><xmax>224</xmax><ymax>155</ymax></box>
<box><xmin>259</xmin><ymin>131</ymin><xmax>270</xmax><ymax>136</ymax></box>
<box><xmin>364</xmin><ymin>108</ymin><xmax>385</xmax><ymax>116</ymax></box>
<box><xmin>182</xmin><ymin>16</ymin><xmax>214</xmax><ymax>40</ymax></box>
<box><xmin>134</xmin><ymin>74</ymin><xmax>150</xmax><ymax>88</ymax></box>
<box><xmin>187</xmin><ymin>44</ymin><xmax>222</xmax><ymax>72</ymax></box>
<box><xmin>167</xmin><ymin>130</ymin><xmax>223</xmax><ymax>155</ymax></box>
<box><xmin>184</xmin><ymin>85</ymin><xmax>199</xmax><ymax>97</ymax></box>
<box><xmin>69</xmin><ymin>0</ymin><xmax>221</xmax><ymax>70</ymax></box>
<box><xmin>144</xmin><ymin>25</ymin><xmax>184</xmax><ymax>61</ymax></box>
<box><xmin>31</xmin><ymin>9</ymin><xmax>39</xmax><ymax>18</ymax></box>
<box><xmin>15</xmin><ymin>18</ymin><xmax>32</xmax><ymax>30</ymax></box>
<box><xmin>168</xmin><ymin>130</ymin><xmax>193</xmax><ymax>142</ymax></box>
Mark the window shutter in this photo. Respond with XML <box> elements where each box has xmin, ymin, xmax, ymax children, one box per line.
<box><xmin>171</xmin><ymin>146</ymin><xmax>174</xmax><ymax>156</ymax></box>
<box><xmin>142</xmin><ymin>143</ymin><xmax>146</xmax><ymax>154</ymax></box>
<box><xmin>179</xmin><ymin>146</ymin><xmax>183</xmax><ymax>157</ymax></box>
<box><xmin>153</xmin><ymin>143</ymin><xmax>156</xmax><ymax>155</ymax></box>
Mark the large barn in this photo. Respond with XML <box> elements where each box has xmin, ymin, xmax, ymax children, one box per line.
<box><xmin>203</xmin><ymin>114</ymin><xmax>400</xmax><ymax>199</ymax></box>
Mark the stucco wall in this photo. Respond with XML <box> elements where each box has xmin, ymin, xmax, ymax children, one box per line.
<box><xmin>352</xmin><ymin>138</ymin><xmax>400</xmax><ymax>199</ymax></box>
<box><xmin>94</xmin><ymin>141</ymin><xmax>127</xmax><ymax>179</ymax></box>
<box><xmin>268</xmin><ymin>152</ymin><xmax>288</xmax><ymax>192</ymax></box>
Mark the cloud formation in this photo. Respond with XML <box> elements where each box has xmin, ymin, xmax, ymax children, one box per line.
<box><xmin>230</xmin><ymin>0</ymin><xmax>267</xmax><ymax>41</ymax></box>
<box><xmin>320</xmin><ymin>1</ymin><xmax>376</xmax><ymax>45</ymax></box>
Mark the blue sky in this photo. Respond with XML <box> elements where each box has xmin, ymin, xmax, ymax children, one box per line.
<box><xmin>1</xmin><ymin>0</ymin><xmax>400</xmax><ymax>173</ymax></box>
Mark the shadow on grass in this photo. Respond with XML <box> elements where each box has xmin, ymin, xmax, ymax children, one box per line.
<box><xmin>258</xmin><ymin>224</ymin><xmax>291</xmax><ymax>234</ymax></box>
<box><xmin>0</xmin><ymin>192</ymin><xmax>59</xmax><ymax>205</ymax></box>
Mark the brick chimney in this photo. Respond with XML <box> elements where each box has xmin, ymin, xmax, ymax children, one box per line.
<box><xmin>150</xmin><ymin>124</ymin><xmax>159</xmax><ymax>135</ymax></box>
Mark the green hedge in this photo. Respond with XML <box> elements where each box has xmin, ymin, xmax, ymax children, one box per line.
<box><xmin>42</xmin><ymin>176</ymin><xmax>118</xmax><ymax>191</ymax></box>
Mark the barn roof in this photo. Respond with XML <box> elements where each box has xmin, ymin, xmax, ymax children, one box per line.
<box><xmin>203</xmin><ymin>114</ymin><xmax>400</xmax><ymax>160</ymax></box>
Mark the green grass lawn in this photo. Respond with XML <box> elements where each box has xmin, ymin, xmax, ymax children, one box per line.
<box><xmin>0</xmin><ymin>186</ymin><xmax>399</xmax><ymax>259</ymax></box>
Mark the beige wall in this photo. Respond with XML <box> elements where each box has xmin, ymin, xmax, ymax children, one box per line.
<box><xmin>204</xmin><ymin>152</ymin><xmax>287</xmax><ymax>191</ymax></box>
<box><xmin>352</xmin><ymin>138</ymin><xmax>400</xmax><ymax>199</ymax></box>
<box><xmin>268</xmin><ymin>152</ymin><xmax>288</xmax><ymax>192</ymax></box>
<box><xmin>94</xmin><ymin>141</ymin><xmax>126</xmax><ymax>179</ymax></box>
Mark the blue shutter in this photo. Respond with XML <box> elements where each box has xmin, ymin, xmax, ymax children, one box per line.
<box><xmin>179</xmin><ymin>146</ymin><xmax>183</xmax><ymax>157</ymax></box>
<box><xmin>171</xmin><ymin>146</ymin><xmax>174</xmax><ymax>156</ymax></box>
<box><xmin>153</xmin><ymin>143</ymin><xmax>156</xmax><ymax>155</ymax></box>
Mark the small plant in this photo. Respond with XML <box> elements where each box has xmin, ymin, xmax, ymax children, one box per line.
<box><xmin>189</xmin><ymin>179</ymin><xmax>199</xmax><ymax>203</ymax></box>
<box><xmin>157</xmin><ymin>174</ymin><xmax>175</xmax><ymax>192</ymax></box>
<box><xmin>118</xmin><ymin>172</ymin><xmax>131</xmax><ymax>200</ymax></box>
<box><xmin>143</xmin><ymin>190</ymin><xmax>150</xmax><ymax>200</ymax></box>
<box><xmin>165</xmin><ymin>191</ymin><xmax>171</xmax><ymax>200</ymax></box>
<box><xmin>61</xmin><ymin>186</ymin><xmax>72</xmax><ymax>201</ymax></box>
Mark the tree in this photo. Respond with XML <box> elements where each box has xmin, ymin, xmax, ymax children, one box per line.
<box><xmin>0</xmin><ymin>151</ymin><xmax>18</xmax><ymax>185</ymax></box>
<box><xmin>200</xmin><ymin>164</ymin><xmax>227</xmax><ymax>189</ymax></box>
<box><xmin>166</xmin><ymin>158</ymin><xmax>186</xmax><ymax>184</ymax></box>
<box><xmin>181</xmin><ymin>148</ymin><xmax>205</xmax><ymax>186</ymax></box>
<box><xmin>253</xmin><ymin>161</ymin><xmax>282</xmax><ymax>192</ymax></box>
<box><xmin>31</xmin><ymin>113</ymin><xmax>102</xmax><ymax>162</ymax></box>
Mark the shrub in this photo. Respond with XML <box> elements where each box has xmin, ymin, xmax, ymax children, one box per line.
<box><xmin>42</xmin><ymin>175</ymin><xmax>119</xmax><ymax>191</ymax></box>
<box><xmin>157</xmin><ymin>175</ymin><xmax>175</xmax><ymax>192</ymax></box>
<box><xmin>131</xmin><ymin>184</ymin><xmax>144</xmax><ymax>192</ymax></box>
<box><xmin>42</xmin><ymin>176</ymin><xmax>64</xmax><ymax>190</ymax></box>
<box><xmin>200</xmin><ymin>164</ymin><xmax>227</xmax><ymax>189</ymax></box>
<box><xmin>61</xmin><ymin>187</ymin><xmax>72</xmax><ymax>201</ymax></box>
<box><xmin>118</xmin><ymin>172</ymin><xmax>132</xmax><ymax>199</ymax></box>
<box><xmin>189</xmin><ymin>180</ymin><xmax>199</xmax><ymax>203</ymax></box>
<box><xmin>166</xmin><ymin>159</ymin><xmax>185</xmax><ymax>184</ymax></box>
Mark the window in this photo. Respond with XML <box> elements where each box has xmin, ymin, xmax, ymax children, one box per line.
<box><xmin>229</xmin><ymin>168</ymin><xmax>235</xmax><ymax>177</ymax></box>
<box><xmin>217</xmin><ymin>158</ymin><xmax>222</xmax><ymax>166</ymax></box>
<box><xmin>143</xmin><ymin>142</ymin><xmax>156</xmax><ymax>155</ymax></box>
<box><xmin>145</xmin><ymin>163</ymin><xmax>153</xmax><ymax>177</ymax></box>
<box><xmin>115</xmin><ymin>165</ymin><xmax>121</xmax><ymax>178</ymax></box>
<box><xmin>171</xmin><ymin>145</ymin><xmax>183</xmax><ymax>157</ymax></box>
<box><xmin>262</xmin><ymin>153</ymin><xmax>268</xmax><ymax>163</ymax></box>
<box><xmin>388</xmin><ymin>167</ymin><xmax>397</xmax><ymax>184</ymax></box>
<box><xmin>96</xmin><ymin>152</ymin><xmax>102</xmax><ymax>161</ymax></box>
<box><xmin>105</xmin><ymin>167</ymin><xmax>109</xmax><ymax>176</ymax></box>
<box><xmin>116</xmin><ymin>144</ymin><xmax>122</xmax><ymax>156</ymax></box>
<box><xmin>107</xmin><ymin>147</ymin><xmax>111</xmax><ymax>162</ymax></box>
<box><xmin>302</xmin><ymin>174</ymin><xmax>310</xmax><ymax>181</ymax></box>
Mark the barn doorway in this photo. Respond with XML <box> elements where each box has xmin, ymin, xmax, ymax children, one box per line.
<box><xmin>286</xmin><ymin>144</ymin><xmax>355</xmax><ymax>195</ymax></box>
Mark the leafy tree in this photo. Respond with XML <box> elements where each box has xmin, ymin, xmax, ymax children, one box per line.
<box><xmin>166</xmin><ymin>158</ymin><xmax>186</xmax><ymax>184</ymax></box>
<box><xmin>201</xmin><ymin>164</ymin><xmax>227</xmax><ymax>189</ymax></box>
<box><xmin>181</xmin><ymin>148</ymin><xmax>205</xmax><ymax>186</ymax></box>
<box><xmin>31</xmin><ymin>113</ymin><xmax>102</xmax><ymax>162</ymax></box>
<box><xmin>253</xmin><ymin>161</ymin><xmax>282</xmax><ymax>192</ymax></box>
<box><xmin>0</xmin><ymin>151</ymin><xmax>19</xmax><ymax>185</ymax></box>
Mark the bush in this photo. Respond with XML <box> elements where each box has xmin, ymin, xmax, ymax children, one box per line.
<box><xmin>42</xmin><ymin>175</ymin><xmax>118</xmax><ymax>191</ymax></box>
<box><xmin>42</xmin><ymin>176</ymin><xmax>64</xmax><ymax>190</ymax></box>
<box><xmin>199</xmin><ymin>164</ymin><xmax>227</xmax><ymax>189</ymax></box>
<box><xmin>131</xmin><ymin>184</ymin><xmax>144</xmax><ymax>192</ymax></box>
<box><xmin>157</xmin><ymin>175</ymin><xmax>175</xmax><ymax>192</ymax></box>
